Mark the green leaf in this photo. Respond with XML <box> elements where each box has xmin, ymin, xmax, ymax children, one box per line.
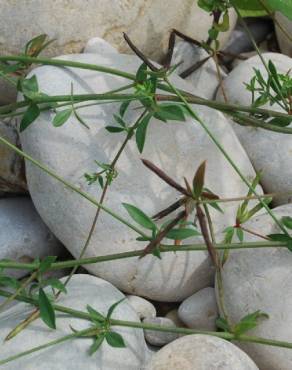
<box><xmin>20</xmin><ymin>75</ymin><xmax>39</xmax><ymax>98</ymax></box>
<box><xmin>38</xmin><ymin>288</ymin><xmax>56</xmax><ymax>329</ymax></box>
<box><xmin>119</xmin><ymin>101</ymin><xmax>130</xmax><ymax>117</ymax></box>
<box><xmin>135</xmin><ymin>114</ymin><xmax>152</xmax><ymax>153</ymax></box>
<box><xmin>44</xmin><ymin>278</ymin><xmax>67</xmax><ymax>293</ymax></box>
<box><xmin>216</xmin><ymin>317</ymin><xmax>231</xmax><ymax>332</ymax></box>
<box><xmin>165</xmin><ymin>228</ymin><xmax>200</xmax><ymax>240</ymax></box>
<box><xmin>266</xmin><ymin>0</ymin><xmax>292</xmax><ymax>20</ymax></box>
<box><xmin>282</xmin><ymin>216</ymin><xmax>292</xmax><ymax>229</ymax></box>
<box><xmin>152</xmin><ymin>246</ymin><xmax>162</xmax><ymax>259</ymax></box>
<box><xmin>20</xmin><ymin>104</ymin><xmax>40</xmax><ymax>132</ymax></box>
<box><xmin>236</xmin><ymin>227</ymin><xmax>244</xmax><ymax>242</ymax></box>
<box><xmin>105</xmin><ymin>331</ymin><xmax>126</xmax><ymax>348</ymax></box>
<box><xmin>232</xmin><ymin>0</ymin><xmax>269</xmax><ymax>17</ymax></box>
<box><xmin>269</xmin><ymin>116</ymin><xmax>292</xmax><ymax>127</ymax></box>
<box><xmin>89</xmin><ymin>335</ymin><xmax>105</xmax><ymax>355</ymax></box>
<box><xmin>39</xmin><ymin>256</ymin><xmax>57</xmax><ymax>273</ymax></box>
<box><xmin>155</xmin><ymin>104</ymin><xmax>186</xmax><ymax>122</ymax></box>
<box><xmin>107</xmin><ymin>298</ymin><xmax>125</xmax><ymax>320</ymax></box>
<box><xmin>87</xmin><ymin>305</ymin><xmax>105</xmax><ymax>323</ymax></box>
<box><xmin>214</xmin><ymin>11</ymin><xmax>230</xmax><ymax>32</ymax></box>
<box><xmin>136</xmin><ymin>63</ymin><xmax>148</xmax><ymax>83</ymax></box>
<box><xmin>53</xmin><ymin>109</ymin><xmax>72</xmax><ymax>127</ymax></box>
<box><xmin>198</xmin><ymin>0</ymin><xmax>214</xmax><ymax>12</ymax></box>
<box><xmin>193</xmin><ymin>161</ymin><xmax>206</xmax><ymax>198</ymax></box>
<box><xmin>268</xmin><ymin>233</ymin><xmax>291</xmax><ymax>242</ymax></box>
<box><xmin>105</xmin><ymin>126</ymin><xmax>125</xmax><ymax>133</ymax></box>
<box><xmin>224</xmin><ymin>226</ymin><xmax>235</xmax><ymax>244</ymax></box>
<box><xmin>234</xmin><ymin>310</ymin><xmax>269</xmax><ymax>337</ymax></box>
<box><xmin>122</xmin><ymin>203</ymin><xmax>157</xmax><ymax>231</ymax></box>
<box><xmin>114</xmin><ymin>114</ymin><xmax>127</xmax><ymax>128</ymax></box>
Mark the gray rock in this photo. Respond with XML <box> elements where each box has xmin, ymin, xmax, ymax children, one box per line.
<box><xmin>0</xmin><ymin>1</ymin><xmax>236</xmax><ymax>62</ymax></box>
<box><xmin>84</xmin><ymin>37</ymin><xmax>118</xmax><ymax>55</ymax></box>
<box><xmin>19</xmin><ymin>52</ymin><xmax>261</xmax><ymax>302</ymax></box>
<box><xmin>218</xmin><ymin>204</ymin><xmax>292</xmax><ymax>370</ymax></box>
<box><xmin>0</xmin><ymin>119</ymin><xmax>27</xmax><ymax>193</ymax></box>
<box><xmin>0</xmin><ymin>80</ymin><xmax>17</xmax><ymax>105</ymax></box>
<box><xmin>0</xmin><ymin>197</ymin><xmax>63</xmax><ymax>278</ymax></box>
<box><xmin>0</xmin><ymin>274</ymin><xmax>148</xmax><ymax>370</ymax></box>
<box><xmin>144</xmin><ymin>334</ymin><xmax>259</xmax><ymax>370</ymax></box>
<box><xmin>178</xmin><ymin>287</ymin><xmax>218</xmax><ymax>330</ymax></box>
<box><xmin>127</xmin><ymin>295</ymin><xmax>156</xmax><ymax>320</ymax></box>
<box><xmin>217</xmin><ymin>52</ymin><xmax>292</xmax><ymax>205</ymax></box>
<box><xmin>275</xmin><ymin>12</ymin><xmax>292</xmax><ymax>57</ymax></box>
<box><xmin>172</xmin><ymin>41</ymin><xmax>226</xmax><ymax>99</ymax></box>
<box><xmin>143</xmin><ymin>317</ymin><xmax>178</xmax><ymax>346</ymax></box>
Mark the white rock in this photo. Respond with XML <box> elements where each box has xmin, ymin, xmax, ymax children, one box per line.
<box><xmin>127</xmin><ymin>295</ymin><xmax>156</xmax><ymax>320</ymax></box>
<box><xmin>217</xmin><ymin>53</ymin><xmax>292</xmax><ymax>205</ymax></box>
<box><xmin>172</xmin><ymin>41</ymin><xmax>226</xmax><ymax>99</ymax></box>
<box><xmin>0</xmin><ymin>1</ymin><xmax>236</xmax><ymax>61</ymax></box>
<box><xmin>178</xmin><ymin>287</ymin><xmax>218</xmax><ymax>330</ymax></box>
<box><xmin>218</xmin><ymin>204</ymin><xmax>292</xmax><ymax>370</ymax></box>
<box><xmin>165</xmin><ymin>309</ymin><xmax>185</xmax><ymax>328</ymax></box>
<box><xmin>144</xmin><ymin>334</ymin><xmax>259</xmax><ymax>370</ymax></box>
<box><xmin>144</xmin><ymin>317</ymin><xmax>178</xmax><ymax>346</ymax></box>
<box><xmin>0</xmin><ymin>197</ymin><xmax>63</xmax><ymax>278</ymax></box>
<box><xmin>275</xmin><ymin>12</ymin><xmax>292</xmax><ymax>57</ymax></box>
<box><xmin>84</xmin><ymin>37</ymin><xmax>118</xmax><ymax>55</ymax></box>
<box><xmin>0</xmin><ymin>119</ymin><xmax>27</xmax><ymax>193</ymax></box>
<box><xmin>19</xmin><ymin>52</ymin><xmax>261</xmax><ymax>302</ymax></box>
<box><xmin>0</xmin><ymin>274</ymin><xmax>148</xmax><ymax>369</ymax></box>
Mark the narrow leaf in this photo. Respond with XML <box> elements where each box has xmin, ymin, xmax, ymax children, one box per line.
<box><xmin>135</xmin><ymin>114</ymin><xmax>152</xmax><ymax>153</ymax></box>
<box><xmin>193</xmin><ymin>161</ymin><xmax>206</xmax><ymax>198</ymax></box>
<box><xmin>53</xmin><ymin>109</ymin><xmax>72</xmax><ymax>127</ymax></box>
<box><xmin>105</xmin><ymin>126</ymin><xmax>125</xmax><ymax>133</ymax></box>
<box><xmin>20</xmin><ymin>104</ymin><xmax>40</xmax><ymax>132</ymax></box>
<box><xmin>89</xmin><ymin>335</ymin><xmax>105</xmax><ymax>355</ymax></box>
<box><xmin>87</xmin><ymin>305</ymin><xmax>105</xmax><ymax>323</ymax></box>
<box><xmin>107</xmin><ymin>298</ymin><xmax>125</xmax><ymax>320</ymax></box>
<box><xmin>166</xmin><ymin>228</ymin><xmax>200</xmax><ymax>240</ymax></box>
<box><xmin>123</xmin><ymin>203</ymin><xmax>157</xmax><ymax>231</ymax></box>
<box><xmin>38</xmin><ymin>288</ymin><xmax>56</xmax><ymax>329</ymax></box>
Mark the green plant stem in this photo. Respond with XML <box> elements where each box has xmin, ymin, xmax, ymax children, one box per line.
<box><xmin>0</xmin><ymin>135</ymin><xmax>148</xmax><ymax>239</ymax></box>
<box><xmin>0</xmin><ymin>241</ymin><xmax>286</xmax><ymax>272</ymax></box>
<box><xmin>164</xmin><ymin>77</ymin><xmax>289</xmax><ymax>236</ymax></box>
<box><xmin>1</xmin><ymin>289</ymin><xmax>292</xmax><ymax>366</ymax></box>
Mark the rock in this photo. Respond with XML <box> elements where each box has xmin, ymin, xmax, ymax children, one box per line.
<box><xmin>275</xmin><ymin>12</ymin><xmax>292</xmax><ymax>57</ymax></box>
<box><xmin>0</xmin><ymin>119</ymin><xmax>27</xmax><ymax>193</ymax></box>
<box><xmin>0</xmin><ymin>197</ymin><xmax>63</xmax><ymax>278</ymax></box>
<box><xmin>217</xmin><ymin>52</ymin><xmax>292</xmax><ymax>205</ymax></box>
<box><xmin>165</xmin><ymin>309</ymin><xmax>185</xmax><ymax>328</ymax></box>
<box><xmin>0</xmin><ymin>1</ymin><xmax>236</xmax><ymax>62</ymax></box>
<box><xmin>172</xmin><ymin>41</ymin><xmax>226</xmax><ymax>99</ymax></box>
<box><xmin>20</xmin><ymin>52</ymin><xmax>261</xmax><ymax>302</ymax></box>
<box><xmin>178</xmin><ymin>287</ymin><xmax>218</xmax><ymax>330</ymax></box>
<box><xmin>84</xmin><ymin>37</ymin><xmax>118</xmax><ymax>55</ymax></box>
<box><xmin>144</xmin><ymin>334</ymin><xmax>259</xmax><ymax>370</ymax></box>
<box><xmin>143</xmin><ymin>317</ymin><xmax>178</xmax><ymax>346</ymax></box>
<box><xmin>127</xmin><ymin>295</ymin><xmax>156</xmax><ymax>320</ymax></box>
<box><xmin>0</xmin><ymin>80</ymin><xmax>18</xmax><ymax>105</ymax></box>
<box><xmin>0</xmin><ymin>274</ymin><xmax>148</xmax><ymax>369</ymax></box>
<box><xmin>218</xmin><ymin>204</ymin><xmax>292</xmax><ymax>370</ymax></box>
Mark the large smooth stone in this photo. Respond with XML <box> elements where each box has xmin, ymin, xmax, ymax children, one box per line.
<box><xmin>0</xmin><ymin>119</ymin><xmax>27</xmax><ymax>193</ymax></box>
<box><xmin>20</xmin><ymin>52</ymin><xmax>261</xmax><ymax>302</ymax></box>
<box><xmin>0</xmin><ymin>274</ymin><xmax>148</xmax><ymax>370</ymax></box>
<box><xmin>0</xmin><ymin>1</ymin><xmax>236</xmax><ymax>62</ymax></box>
<box><xmin>275</xmin><ymin>12</ymin><xmax>292</xmax><ymax>57</ymax></box>
<box><xmin>0</xmin><ymin>197</ymin><xmax>63</xmax><ymax>277</ymax></box>
<box><xmin>218</xmin><ymin>204</ymin><xmax>292</xmax><ymax>370</ymax></box>
<box><xmin>217</xmin><ymin>53</ymin><xmax>292</xmax><ymax>205</ymax></box>
<box><xmin>144</xmin><ymin>334</ymin><xmax>259</xmax><ymax>370</ymax></box>
<box><xmin>172</xmin><ymin>41</ymin><xmax>226</xmax><ymax>100</ymax></box>
<box><xmin>178</xmin><ymin>287</ymin><xmax>218</xmax><ymax>330</ymax></box>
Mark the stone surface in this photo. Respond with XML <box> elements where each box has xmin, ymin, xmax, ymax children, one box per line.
<box><xmin>0</xmin><ymin>197</ymin><xmax>63</xmax><ymax>277</ymax></box>
<box><xmin>144</xmin><ymin>334</ymin><xmax>259</xmax><ymax>370</ymax></box>
<box><xmin>275</xmin><ymin>12</ymin><xmax>292</xmax><ymax>57</ymax></box>
<box><xmin>165</xmin><ymin>309</ymin><xmax>185</xmax><ymax>328</ymax></box>
<box><xmin>178</xmin><ymin>287</ymin><xmax>218</xmax><ymax>330</ymax></box>
<box><xmin>20</xmin><ymin>52</ymin><xmax>261</xmax><ymax>302</ymax></box>
<box><xmin>84</xmin><ymin>37</ymin><xmax>118</xmax><ymax>55</ymax></box>
<box><xmin>127</xmin><ymin>294</ymin><xmax>156</xmax><ymax>320</ymax></box>
<box><xmin>0</xmin><ymin>80</ymin><xmax>17</xmax><ymax>105</ymax></box>
<box><xmin>143</xmin><ymin>317</ymin><xmax>178</xmax><ymax>346</ymax></box>
<box><xmin>0</xmin><ymin>1</ymin><xmax>236</xmax><ymax>62</ymax></box>
<box><xmin>218</xmin><ymin>204</ymin><xmax>292</xmax><ymax>370</ymax></box>
<box><xmin>0</xmin><ymin>119</ymin><xmax>27</xmax><ymax>193</ymax></box>
<box><xmin>0</xmin><ymin>274</ymin><xmax>148</xmax><ymax>369</ymax></box>
<box><xmin>172</xmin><ymin>41</ymin><xmax>226</xmax><ymax>99</ymax></box>
<box><xmin>217</xmin><ymin>52</ymin><xmax>292</xmax><ymax>205</ymax></box>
